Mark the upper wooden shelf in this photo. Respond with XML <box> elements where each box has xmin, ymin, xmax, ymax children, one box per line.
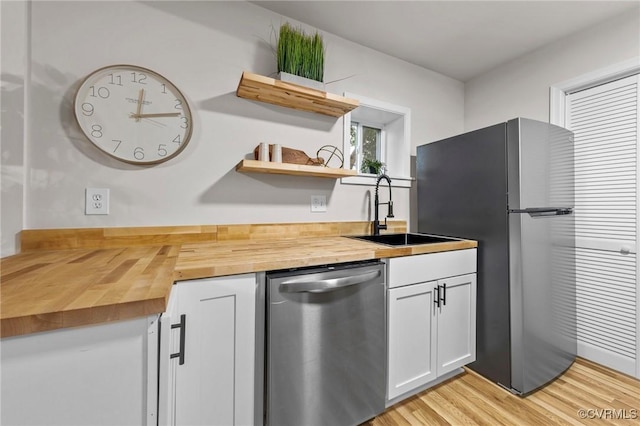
<box><xmin>236</xmin><ymin>159</ymin><xmax>357</xmax><ymax>178</ymax></box>
<box><xmin>236</xmin><ymin>71</ymin><xmax>359</xmax><ymax>117</ymax></box>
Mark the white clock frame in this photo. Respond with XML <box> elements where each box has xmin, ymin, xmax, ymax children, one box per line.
<box><xmin>74</xmin><ymin>64</ymin><xmax>193</xmax><ymax>165</ymax></box>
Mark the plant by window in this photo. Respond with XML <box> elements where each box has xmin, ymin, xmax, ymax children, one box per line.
<box><xmin>361</xmin><ymin>158</ymin><xmax>385</xmax><ymax>175</ymax></box>
<box><xmin>277</xmin><ymin>22</ymin><xmax>325</xmax><ymax>83</ymax></box>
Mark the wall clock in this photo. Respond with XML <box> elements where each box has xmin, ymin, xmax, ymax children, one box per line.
<box><xmin>74</xmin><ymin>64</ymin><xmax>193</xmax><ymax>164</ymax></box>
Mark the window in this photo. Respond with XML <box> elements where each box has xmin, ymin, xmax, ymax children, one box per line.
<box><xmin>350</xmin><ymin>122</ymin><xmax>384</xmax><ymax>174</ymax></box>
<box><xmin>342</xmin><ymin>93</ymin><xmax>411</xmax><ymax>187</ymax></box>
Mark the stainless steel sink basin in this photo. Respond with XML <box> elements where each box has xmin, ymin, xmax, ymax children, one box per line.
<box><xmin>350</xmin><ymin>233</ymin><xmax>458</xmax><ymax>246</ymax></box>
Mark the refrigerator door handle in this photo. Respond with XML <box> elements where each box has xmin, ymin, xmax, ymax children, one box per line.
<box><xmin>509</xmin><ymin>207</ymin><xmax>573</xmax><ymax>217</ymax></box>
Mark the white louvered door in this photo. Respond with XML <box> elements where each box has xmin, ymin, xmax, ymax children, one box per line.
<box><xmin>565</xmin><ymin>74</ymin><xmax>639</xmax><ymax>376</ymax></box>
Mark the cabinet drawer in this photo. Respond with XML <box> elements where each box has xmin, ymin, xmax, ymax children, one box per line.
<box><xmin>387</xmin><ymin>249</ymin><xmax>477</xmax><ymax>288</ymax></box>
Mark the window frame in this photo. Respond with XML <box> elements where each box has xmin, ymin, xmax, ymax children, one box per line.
<box><xmin>341</xmin><ymin>93</ymin><xmax>412</xmax><ymax>188</ymax></box>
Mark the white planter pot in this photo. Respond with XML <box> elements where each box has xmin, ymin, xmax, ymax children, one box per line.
<box><xmin>277</xmin><ymin>72</ymin><xmax>325</xmax><ymax>91</ymax></box>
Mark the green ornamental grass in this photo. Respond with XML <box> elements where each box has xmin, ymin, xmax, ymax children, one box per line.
<box><xmin>277</xmin><ymin>22</ymin><xmax>324</xmax><ymax>83</ymax></box>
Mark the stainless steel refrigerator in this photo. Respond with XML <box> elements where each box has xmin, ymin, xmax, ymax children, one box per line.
<box><xmin>416</xmin><ymin>117</ymin><xmax>577</xmax><ymax>395</ymax></box>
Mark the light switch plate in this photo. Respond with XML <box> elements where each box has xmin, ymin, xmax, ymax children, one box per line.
<box><xmin>86</xmin><ymin>188</ymin><xmax>110</xmax><ymax>215</ymax></box>
<box><xmin>311</xmin><ymin>195</ymin><xmax>327</xmax><ymax>212</ymax></box>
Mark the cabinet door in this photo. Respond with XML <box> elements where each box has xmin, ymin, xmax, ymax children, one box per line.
<box><xmin>167</xmin><ymin>274</ymin><xmax>256</xmax><ymax>426</ymax></box>
<box><xmin>387</xmin><ymin>282</ymin><xmax>438</xmax><ymax>400</ymax></box>
<box><xmin>436</xmin><ymin>273</ymin><xmax>477</xmax><ymax>376</ymax></box>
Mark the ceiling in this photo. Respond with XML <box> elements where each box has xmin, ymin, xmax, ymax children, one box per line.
<box><xmin>252</xmin><ymin>1</ymin><xmax>639</xmax><ymax>82</ymax></box>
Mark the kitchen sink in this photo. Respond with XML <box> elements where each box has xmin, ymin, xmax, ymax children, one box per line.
<box><xmin>350</xmin><ymin>233</ymin><xmax>458</xmax><ymax>246</ymax></box>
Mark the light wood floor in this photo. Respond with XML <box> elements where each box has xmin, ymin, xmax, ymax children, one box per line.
<box><xmin>366</xmin><ymin>358</ymin><xmax>640</xmax><ymax>425</ymax></box>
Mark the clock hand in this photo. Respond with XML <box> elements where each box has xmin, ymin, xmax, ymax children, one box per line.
<box><xmin>128</xmin><ymin>113</ymin><xmax>171</xmax><ymax>127</ymax></box>
<box><xmin>141</xmin><ymin>118</ymin><xmax>166</xmax><ymax>128</ymax></box>
<box><xmin>134</xmin><ymin>89</ymin><xmax>145</xmax><ymax>122</ymax></box>
<box><xmin>131</xmin><ymin>112</ymin><xmax>181</xmax><ymax>118</ymax></box>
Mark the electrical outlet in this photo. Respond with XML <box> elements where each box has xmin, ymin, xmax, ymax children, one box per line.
<box><xmin>311</xmin><ymin>195</ymin><xmax>327</xmax><ymax>213</ymax></box>
<box><xmin>85</xmin><ymin>188</ymin><xmax>110</xmax><ymax>215</ymax></box>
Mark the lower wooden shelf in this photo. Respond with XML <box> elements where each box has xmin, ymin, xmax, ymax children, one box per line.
<box><xmin>236</xmin><ymin>159</ymin><xmax>357</xmax><ymax>178</ymax></box>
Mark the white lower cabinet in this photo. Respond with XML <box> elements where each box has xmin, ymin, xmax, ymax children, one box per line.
<box><xmin>159</xmin><ymin>274</ymin><xmax>256</xmax><ymax>426</ymax></box>
<box><xmin>386</xmin><ymin>249</ymin><xmax>477</xmax><ymax>401</ymax></box>
<box><xmin>436</xmin><ymin>273</ymin><xmax>477</xmax><ymax>375</ymax></box>
<box><xmin>388</xmin><ymin>281</ymin><xmax>438</xmax><ymax>397</ymax></box>
<box><xmin>1</xmin><ymin>316</ymin><xmax>159</xmax><ymax>426</ymax></box>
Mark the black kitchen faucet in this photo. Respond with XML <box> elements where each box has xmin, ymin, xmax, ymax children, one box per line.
<box><xmin>373</xmin><ymin>174</ymin><xmax>394</xmax><ymax>235</ymax></box>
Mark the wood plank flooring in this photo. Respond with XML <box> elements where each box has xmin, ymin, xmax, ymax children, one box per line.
<box><xmin>366</xmin><ymin>358</ymin><xmax>640</xmax><ymax>425</ymax></box>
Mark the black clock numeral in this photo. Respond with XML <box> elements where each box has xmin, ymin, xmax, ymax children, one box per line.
<box><xmin>134</xmin><ymin>147</ymin><xmax>145</xmax><ymax>160</ymax></box>
<box><xmin>131</xmin><ymin>72</ymin><xmax>147</xmax><ymax>85</ymax></box>
<box><xmin>108</xmin><ymin>74</ymin><xmax>123</xmax><ymax>86</ymax></box>
<box><xmin>173</xmin><ymin>135</ymin><xmax>181</xmax><ymax>145</ymax></box>
<box><xmin>91</xmin><ymin>124</ymin><xmax>103</xmax><ymax>138</ymax></box>
<box><xmin>81</xmin><ymin>102</ymin><xmax>94</xmax><ymax>116</ymax></box>
<box><xmin>174</xmin><ymin>99</ymin><xmax>182</xmax><ymax>110</ymax></box>
<box><xmin>89</xmin><ymin>86</ymin><xmax>110</xmax><ymax>99</ymax></box>
<box><xmin>158</xmin><ymin>144</ymin><xmax>168</xmax><ymax>157</ymax></box>
<box><xmin>112</xmin><ymin>139</ymin><xmax>122</xmax><ymax>153</ymax></box>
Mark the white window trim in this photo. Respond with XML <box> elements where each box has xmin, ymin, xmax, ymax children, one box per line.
<box><xmin>549</xmin><ymin>56</ymin><xmax>640</xmax><ymax>380</ymax></box>
<box><xmin>341</xmin><ymin>92</ymin><xmax>412</xmax><ymax>188</ymax></box>
<box><xmin>550</xmin><ymin>57</ymin><xmax>640</xmax><ymax>126</ymax></box>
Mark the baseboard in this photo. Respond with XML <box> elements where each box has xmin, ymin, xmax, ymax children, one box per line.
<box><xmin>578</xmin><ymin>341</ymin><xmax>636</xmax><ymax>377</ymax></box>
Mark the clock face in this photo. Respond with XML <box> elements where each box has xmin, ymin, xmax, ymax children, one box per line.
<box><xmin>74</xmin><ymin>65</ymin><xmax>193</xmax><ymax>164</ymax></box>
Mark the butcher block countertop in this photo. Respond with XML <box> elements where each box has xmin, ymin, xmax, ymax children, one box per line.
<box><xmin>1</xmin><ymin>222</ymin><xmax>477</xmax><ymax>338</ymax></box>
<box><xmin>174</xmin><ymin>235</ymin><xmax>476</xmax><ymax>280</ymax></box>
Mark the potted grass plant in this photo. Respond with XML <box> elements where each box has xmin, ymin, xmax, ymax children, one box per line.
<box><xmin>277</xmin><ymin>22</ymin><xmax>325</xmax><ymax>90</ymax></box>
<box><xmin>361</xmin><ymin>158</ymin><xmax>385</xmax><ymax>175</ymax></box>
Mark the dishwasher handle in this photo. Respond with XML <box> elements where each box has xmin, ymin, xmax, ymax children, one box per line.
<box><xmin>279</xmin><ymin>269</ymin><xmax>381</xmax><ymax>294</ymax></box>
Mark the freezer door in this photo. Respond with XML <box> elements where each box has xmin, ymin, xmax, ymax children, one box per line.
<box><xmin>507</xmin><ymin>118</ymin><xmax>574</xmax><ymax>210</ymax></box>
<box><xmin>507</xmin><ymin>118</ymin><xmax>576</xmax><ymax>394</ymax></box>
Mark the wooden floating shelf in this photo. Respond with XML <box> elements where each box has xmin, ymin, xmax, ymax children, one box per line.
<box><xmin>236</xmin><ymin>71</ymin><xmax>359</xmax><ymax>117</ymax></box>
<box><xmin>236</xmin><ymin>159</ymin><xmax>357</xmax><ymax>178</ymax></box>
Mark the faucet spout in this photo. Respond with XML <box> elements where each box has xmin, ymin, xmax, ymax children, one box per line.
<box><xmin>373</xmin><ymin>174</ymin><xmax>393</xmax><ymax>235</ymax></box>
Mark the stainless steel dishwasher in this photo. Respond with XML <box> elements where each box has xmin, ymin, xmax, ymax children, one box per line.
<box><xmin>265</xmin><ymin>260</ymin><xmax>386</xmax><ymax>426</ymax></box>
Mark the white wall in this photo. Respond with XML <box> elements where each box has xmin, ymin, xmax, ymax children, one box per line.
<box><xmin>0</xmin><ymin>1</ymin><xmax>29</xmax><ymax>257</ymax></box>
<box><xmin>0</xmin><ymin>1</ymin><xmax>464</xmax><ymax>255</ymax></box>
<box><xmin>464</xmin><ymin>8</ymin><xmax>640</xmax><ymax>131</ymax></box>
